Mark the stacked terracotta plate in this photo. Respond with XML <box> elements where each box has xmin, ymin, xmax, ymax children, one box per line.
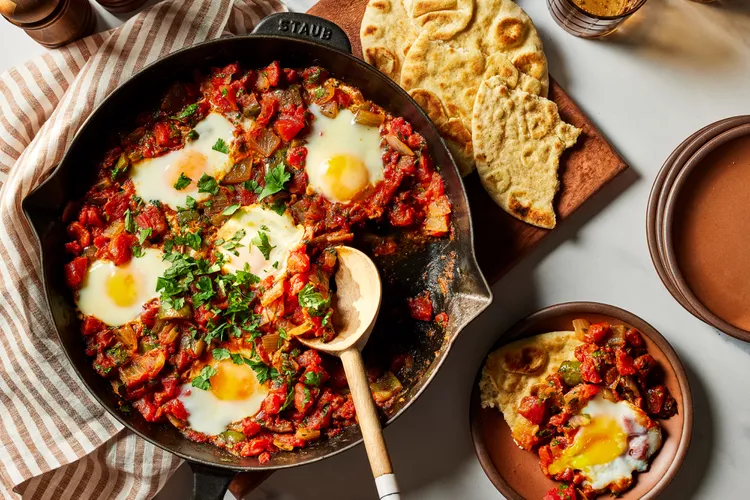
<box><xmin>647</xmin><ymin>115</ymin><xmax>750</xmax><ymax>343</ymax></box>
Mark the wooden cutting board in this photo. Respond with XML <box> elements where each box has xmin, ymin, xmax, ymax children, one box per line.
<box><xmin>229</xmin><ymin>2</ymin><xmax>628</xmax><ymax>496</ymax></box>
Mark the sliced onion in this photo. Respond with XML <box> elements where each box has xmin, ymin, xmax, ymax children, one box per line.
<box><xmin>295</xmin><ymin>428</ymin><xmax>320</xmax><ymax>441</ymax></box>
<box><xmin>288</xmin><ymin>320</ymin><xmax>313</xmax><ymax>337</ymax></box>
<box><xmin>102</xmin><ymin>220</ymin><xmax>125</xmax><ymax>238</ymax></box>
<box><xmin>573</xmin><ymin>319</ymin><xmax>591</xmax><ymax>340</ymax></box>
<box><xmin>223</xmin><ymin>162</ymin><xmax>253</xmax><ymax>184</ymax></box>
<box><xmin>354</xmin><ymin>109</ymin><xmax>384</xmax><ymax>128</ymax></box>
<box><xmin>385</xmin><ymin>134</ymin><xmax>414</xmax><ymax>156</ymax></box>
<box><xmin>115</xmin><ymin>324</ymin><xmax>138</xmax><ymax>353</ymax></box>
<box><xmin>319</xmin><ymin>100</ymin><xmax>339</xmax><ymax>119</ymax></box>
<box><xmin>261</xmin><ymin>279</ymin><xmax>285</xmax><ymax>306</ymax></box>
<box><xmin>261</xmin><ymin>333</ymin><xmax>281</xmax><ymax>354</ymax></box>
<box><xmin>248</xmin><ymin>128</ymin><xmax>281</xmax><ymax>158</ymax></box>
<box><xmin>273</xmin><ymin>439</ymin><xmax>295</xmax><ymax>451</ymax></box>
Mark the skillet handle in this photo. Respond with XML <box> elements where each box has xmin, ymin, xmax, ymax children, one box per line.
<box><xmin>189</xmin><ymin>462</ymin><xmax>235</xmax><ymax>500</ymax></box>
<box><xmin>252</xmin><ymin>12</ymin><xmax>352</xmax><ymax>54</ymax></box>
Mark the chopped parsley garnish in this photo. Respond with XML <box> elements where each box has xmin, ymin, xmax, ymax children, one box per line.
<box><xmin>279</xmin><ymin>327</ymin><xmax>288</xmax><ymax>341</ymax></box>
<box><xmin>258</xmin><ymin>164</ymin><xmax>291</xmax><ymax>201</ymax></box>
<box><xmin>192</xmin><ymin>366</ymin><xmax>217</xmax><ymax>390</ymax></box>
<box><xmin>272</xmin><ymin>261</ymin><xmax>279</xmax><ymax>269</ymax></box>
<box><xmin>221</xmin><ymin>88</ymin><xmax>228</xmax><ymax>97</ymax></box>
<box><xmin>197</xmin><ymin>173</ymin><xmax>219</xmax><ymax>195</ymax></box>
<box><xmin>298</xmin><ymin>284</ymin><xmax>330</xmax><ymax>317</ymax></box>
<box><xmin>212</xmin><ymin>138</ymin><xmax>229</xmax><ymax>154</ymax></box>
<box><xmin>193</xmin><ymin>276</ymin><xmax>215</xmax><ymax>308</ymax></box>
<box><xmin>132</xmin><ymin>245</ymin><xmax>145</xmax><ymax>258</ymax></box>
<box><xmin>212</xmin><ymin>347</ymin><xmax>231</xmax><ymax>361</ymax></box>
<box><xmin>245</xmin><ymin>179</ymin><xmax>262</xmax><ymax>194</ymax></box>
<box><xmin>313</xmin><ymin>86</ymin><xmax>326</xmax><ymax>99</ymax></box>
<box><xmin>172</xmin><ymin>103</ymin><xmax>198</xmax><ymax>120</ymax></box>
<box><xmin>137</xmin><ymin>228</ymin><xmax>152</xmax><ymax>245</ymax></box>
<box><xmin>124</xmin><ymin>209</ymin><xmax>135</xmax><ymax>233</ymax></box>
<box><xmin>173</xmin><ymin>173</ymin><xmax>192</xmax><ymax>190</ymax></box>
<box><xmin>111</xmin><ymin>155</ymin><xmax>129</xmax><ymax>180</ymax></box>
<box><xmin>185</xmin><ymin>195</ymin><xmax>197</xmax><ymax>209</ymax></box>
<box><xmin>222</xmin><ymin>204</ymin><xmax>240</xmax><ymax>216</ymax></box>
<box><xmin>186</xmin><ymin>129</ymin><xmax>199</xmax><ymax>141</ymax></box>
<box><xmin>303</xmin><ymin>371</ymin><xmax>322</xmax><ymax>387</ymax></box>
<box><xmin>303</xmin><ymin>386</ymin><xmax>312</xmax><ymax>404</ymax></box>
<box><xmin>270</xmin><ymin>198</ymin><xmax>286</xmax><ymax>216</ymax></box>
<box><xmin>280</xmin><ymin>384</ymin><xmax>295</xmax><ymax>411</ymax></box>
<box><xmin>251</xmin><ymin>231</ymin><xmax>275</xmax><ymax>260</ymax></box>
<box><xmin>222</xmin><ymin>229</ymin><xmax>246</xmax><ymax>255</ymax></box>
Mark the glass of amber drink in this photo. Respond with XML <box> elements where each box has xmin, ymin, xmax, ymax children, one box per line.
<box><xmin>547</xmin><ymin>0</ymin><xmax>648</xmax><ymax>38</ymax></box>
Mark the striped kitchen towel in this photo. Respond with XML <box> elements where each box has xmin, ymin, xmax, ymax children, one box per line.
<box><xmin>0</xmin><ymin>0</ymin><xmax>285</xmax><ymax>498</ymax></box>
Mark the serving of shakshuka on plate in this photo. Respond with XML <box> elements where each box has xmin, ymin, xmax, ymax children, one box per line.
<box><xmin>62</xmin><ymin>61</ymin><xmax>451</xmax><ymax>462</ymax></box>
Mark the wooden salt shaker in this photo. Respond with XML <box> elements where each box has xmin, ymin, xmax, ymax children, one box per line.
<box><xmin>94</xmin><ymin>0</ymin><xmax>146</xmax><ymax>14</ymax></box>
<box><xmin>1</xmin><ymin>0</ymin><xmax>96</xmax><ymax>48</ymax></box>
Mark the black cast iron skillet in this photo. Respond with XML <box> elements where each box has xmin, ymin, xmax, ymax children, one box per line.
<box><xmin>22</xmin><ymin>12</ymin><xmax>492</xmax><ymax>500</ymax></box>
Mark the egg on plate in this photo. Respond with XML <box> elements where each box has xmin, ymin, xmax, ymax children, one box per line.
<box><xmin>215</xmin><ymin>204</ymin><xmax>304</xmax><ymax>277</ymax></box>
<box><xmin>129</xmin><ymin>112</ymin><xmax>236</xmax><ymax>210</ymax></box>
<box><xmin>76</xmin><ymin>248</ymin><xmax>169</xmax><ymax>326</ymax></box>
<box><xmin>548</xmin><ymin>395</ymin><xmax>662</xmax><ymax>491</ymax></box>
<box><xmin>177</xmin><ymin>347</ymin><xmax>269</xmax><ymax>436</ymax></box>
<box><xmin>304</xmin><ymin>104</ymin><xmax>384</xmax><ymax>203</ymax></box>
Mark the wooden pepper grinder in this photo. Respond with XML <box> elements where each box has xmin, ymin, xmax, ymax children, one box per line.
<box><xmin>1</xmin><ymin>0</ymin><xmax>96</xmax><ymax>48</ymax></box>
<box><xmin>94</xmin><ymin>0</ymin><xmax>146</xmax><ymax>14</ymax></box>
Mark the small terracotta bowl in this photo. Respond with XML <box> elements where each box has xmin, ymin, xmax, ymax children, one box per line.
<box><xmin>661</xmin><ymin>122</ymin><xmax>750</xmax><ymax>343</ymax></box>
<box><xmin>470</xmin><ymin>302</ymin><xmax>692</xmax><ymax>500</ymax></box>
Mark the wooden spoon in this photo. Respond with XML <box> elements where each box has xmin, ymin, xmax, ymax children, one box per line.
<box><xmin>297</xmin><ymin>246</ymin><xmax>400</xmax><ymax>500</ymax></box>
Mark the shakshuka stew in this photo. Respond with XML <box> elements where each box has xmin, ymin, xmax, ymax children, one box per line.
<box><xmin>61</xmin><ymin>61</ymin><xmax>451</xmax><ymax>462</ymax></box>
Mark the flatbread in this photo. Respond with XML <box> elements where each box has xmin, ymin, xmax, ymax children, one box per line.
<box><xmin>398</xmin><ymin>0</ymin><xmax>548</xmax><ymax>174</ymax></box>
<box><xmin>361</xmin><ymin>0</ymin><xmax>548</xmax><ymax>176</ymax></box>
<box><xmin>361</xmin><ymin>0</ymin><xmax>419</xmax><ymax>81</ymax></box>
<box><xmin>472</xmin><ymin>74</ymin><xmax>581</xmax><ymax>228</ymax></box>
<box><xmin>480</xmin><ymin>331</ymin><xmax>582</xmax><ymax>450</ymax></box>
<box><xmin>403</xmin><ymin>0</ymin><xmax>474</xmax><ymax>40</ymax></box>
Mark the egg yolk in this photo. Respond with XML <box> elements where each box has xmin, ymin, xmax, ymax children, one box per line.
<box><xmin>211</xmin><ymin>359</ymin><xmax>263</xmax><ymax>401</ymax></box>
<box><xmin>321</xmin><ymin>154</ymin><xmax>370</xmax><ymax>202</ymax></box>
<box><xmin>105</xmin><ymin>269</ymin><xmax>139</xmax><ymax>307</ymax></box>
<box><xmin>167</xmin><ymin>150</ymin><xmax>207</xmax><ymax>190</ymax></box>
<box><xmin>548</xmin><ymin>416</ymin><xmax>628</xmax><ymax>474</ymax></box>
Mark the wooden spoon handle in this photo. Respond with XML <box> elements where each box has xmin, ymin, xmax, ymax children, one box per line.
<box><xmin>340</xmin><ymin>347</ymin><xmax>401</xmax><ymax>499</ymax></box>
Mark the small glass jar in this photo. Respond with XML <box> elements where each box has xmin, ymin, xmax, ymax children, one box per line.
<box><xmin>547</xmin><ymin>0</ymin><xmax>648</xmax><ymax>38</ymax></box>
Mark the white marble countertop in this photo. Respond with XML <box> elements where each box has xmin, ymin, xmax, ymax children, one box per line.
<box><xmin>3</xmin><ymin>1</ymin><xmax>749</xmax><ymax>499</ymax></box>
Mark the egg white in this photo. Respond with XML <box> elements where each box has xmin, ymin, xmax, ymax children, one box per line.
<box><xmin>551</xmin><ymin>396</ymin><xmax>662</xmax><ymax>491</ymax></box>
<box><xmin>76</xmin><ymin>248</ymin><xmax>169</xmax><ymax>326</ymax></box>
<box><xmin>129</xmin><ymin>112</ymin><xmax>236</xmax><ymax>210</ymax></box>
<box><xmin>215</xmin><ymin>204</ymin><xmax>304</xmax><ymax>277</ymax></box>
<box><xmin>305</xmin><ymin>105</ymin><xmax>384</xmax><ymax>203</ymax></box>
<box><xmin>177</xmin><ymin>352</ymin><xmax>269</xmax><ymax>436</ymax></box>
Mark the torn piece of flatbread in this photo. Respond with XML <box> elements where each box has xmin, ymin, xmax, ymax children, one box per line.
<box><xmin>480</xmin><ymin>331</ymin><xmax>582</xmax><ymax>450</ymax></box>
<box><xmin>361</xmin><ymin>0</ymin><xmax>419</xmax><ymax>82</ymax></box>
<box><xmin>472</xmin><ymin>74</ymin><xmax>581</xmax><ymax>229</ymax></box>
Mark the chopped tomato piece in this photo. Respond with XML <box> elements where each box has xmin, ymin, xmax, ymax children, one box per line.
<box><xmin>388</xmin><ymin>200</ymin><xmax>416</xmax><ymax>227</ymax></box>
<box><xmin>64</xmin><ymin>256</ymin><xmax>89</xmax><ymax>289</ymax></box>
<box><xmin>67</xmin><ymin>221</ymin><xmax>91</xmax><ymax>248</ymax></box>
<box><xmin>79</xmin><ymin>206</ymin><xmax>105</xmax><ymax>228</ymax></box>
<box><xmin>646</xmin><ymin>385</ymin><xmax>667</xmax><ymax>415</ymax></box>
<box><xmin>584</xmin><ymin>323</ymin><xmax>611</xmax><ymax>344</ymax></box>
<box><xmin>293</xmin><ymin>382</ymin><xmax>316</xmax><ymax>414</ymax></box>
<box><xmin>287</xmin><ymin>247</ymin><xmax>310</xmax><ymax>274</ymax></box>
<box><xmin>103</xmin><ymin>191</ymin><xmax>131</xmax><ymax>219</ymax></box>
<box><xmin>435</xmin><ymin>312</ymin><xmax>449</xmax><ymax>327</ymax></box>
<box><xmin>239</xmin><ymin>434</ymin><xmax>275</xmax><ymax>457</ymax></box>
<box><xmin>256</xmin><ymin>94</ymin><xmax>279</xmax><ymax>127</ymax></box>
<box><xmin>544</xmin><ymin>484</ymin><xmax>578</xmax><ymax>500</ymax></box>
<box><xmin>162</xmin><ymin>398</ymin><xmax>188</xmax><ymax>420</ymax></box>
<box><xmin>286</xmin><ymin>146</ymin><xmax>307</xmax><ymax>168</ymax></box>
<box><xmin>153</xmin><ymin>121</ymin><xmax>181</xmax><ymax>148</ymax></box>
<box><xmin>261</xmin><ymin>386</ymin><xmax>287</xmax><ymax>415</ymax></box>
<box><xmin>518</xmin><ymin>395</ymin><xmax>547</xmax><ymax>425</ymax></box>
<box><xmin>65</xmin><ymin>241</ymin><xmax>82</xmax><ymax>256</ymax></box>
<box><xmin>263</xmin><ymin>61</ymin><xmax>281</xmax><ymax>87</ymax></box>
<box><xmin>615</xmin><ymin>348</ymin><xmax>637</xmax><ymax>376</ymax></box>
<box><xmin>580</xmin><ymin>357</ymin><xmax>602</xmax><ymax>383</ymax></box>
<box><xmin>241</xmin><ymin>418</ymin><xmax>262</xmax><ymax>438</ymax></box>
<box><xmin>625</xmin><ymin>328</ymin><xmax>644</xmax><ymax>347</ymax></box>
<box><xmin>274</xmin><ymin>105</ymin><xmax>307</xmax><ymax>142</ymax></box>
<box><xmin>407</xmin><ymin>294</ymin><xmax>433</xmax><ymax>322</ymax></box>
<box><xmin>109</xmin><ymin>233</ymin><xmax>137</xmax><ymax>266</ymax></box>
<box><xmin>81</xmin><ymin>316</ymin><xmax>105</xmax><ymax>336</ymax></box>
<box><xmin>283</xmin><ymin>68</ymin><xmax>299</xmax><ymax>83</ymax></box>
<box><xmin>133</xmin><ymin>398</ymin><xmax>158</xmax><ymax>422</ymax></box>
<box><xmin>333</xmin><ymin>89</ymin><xmax>351</xmax><ymax>108</ymax></box>
<box><xmin>135</xmin><ymin>205</ymin><xmax>168</xmax><ymax>239</ymax></box>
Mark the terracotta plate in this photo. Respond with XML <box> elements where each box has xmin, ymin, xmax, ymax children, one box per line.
<box><xmin>469</xmin><ymin>302</ymin><xmax>693</xmax><ymax>500</ymax></box>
